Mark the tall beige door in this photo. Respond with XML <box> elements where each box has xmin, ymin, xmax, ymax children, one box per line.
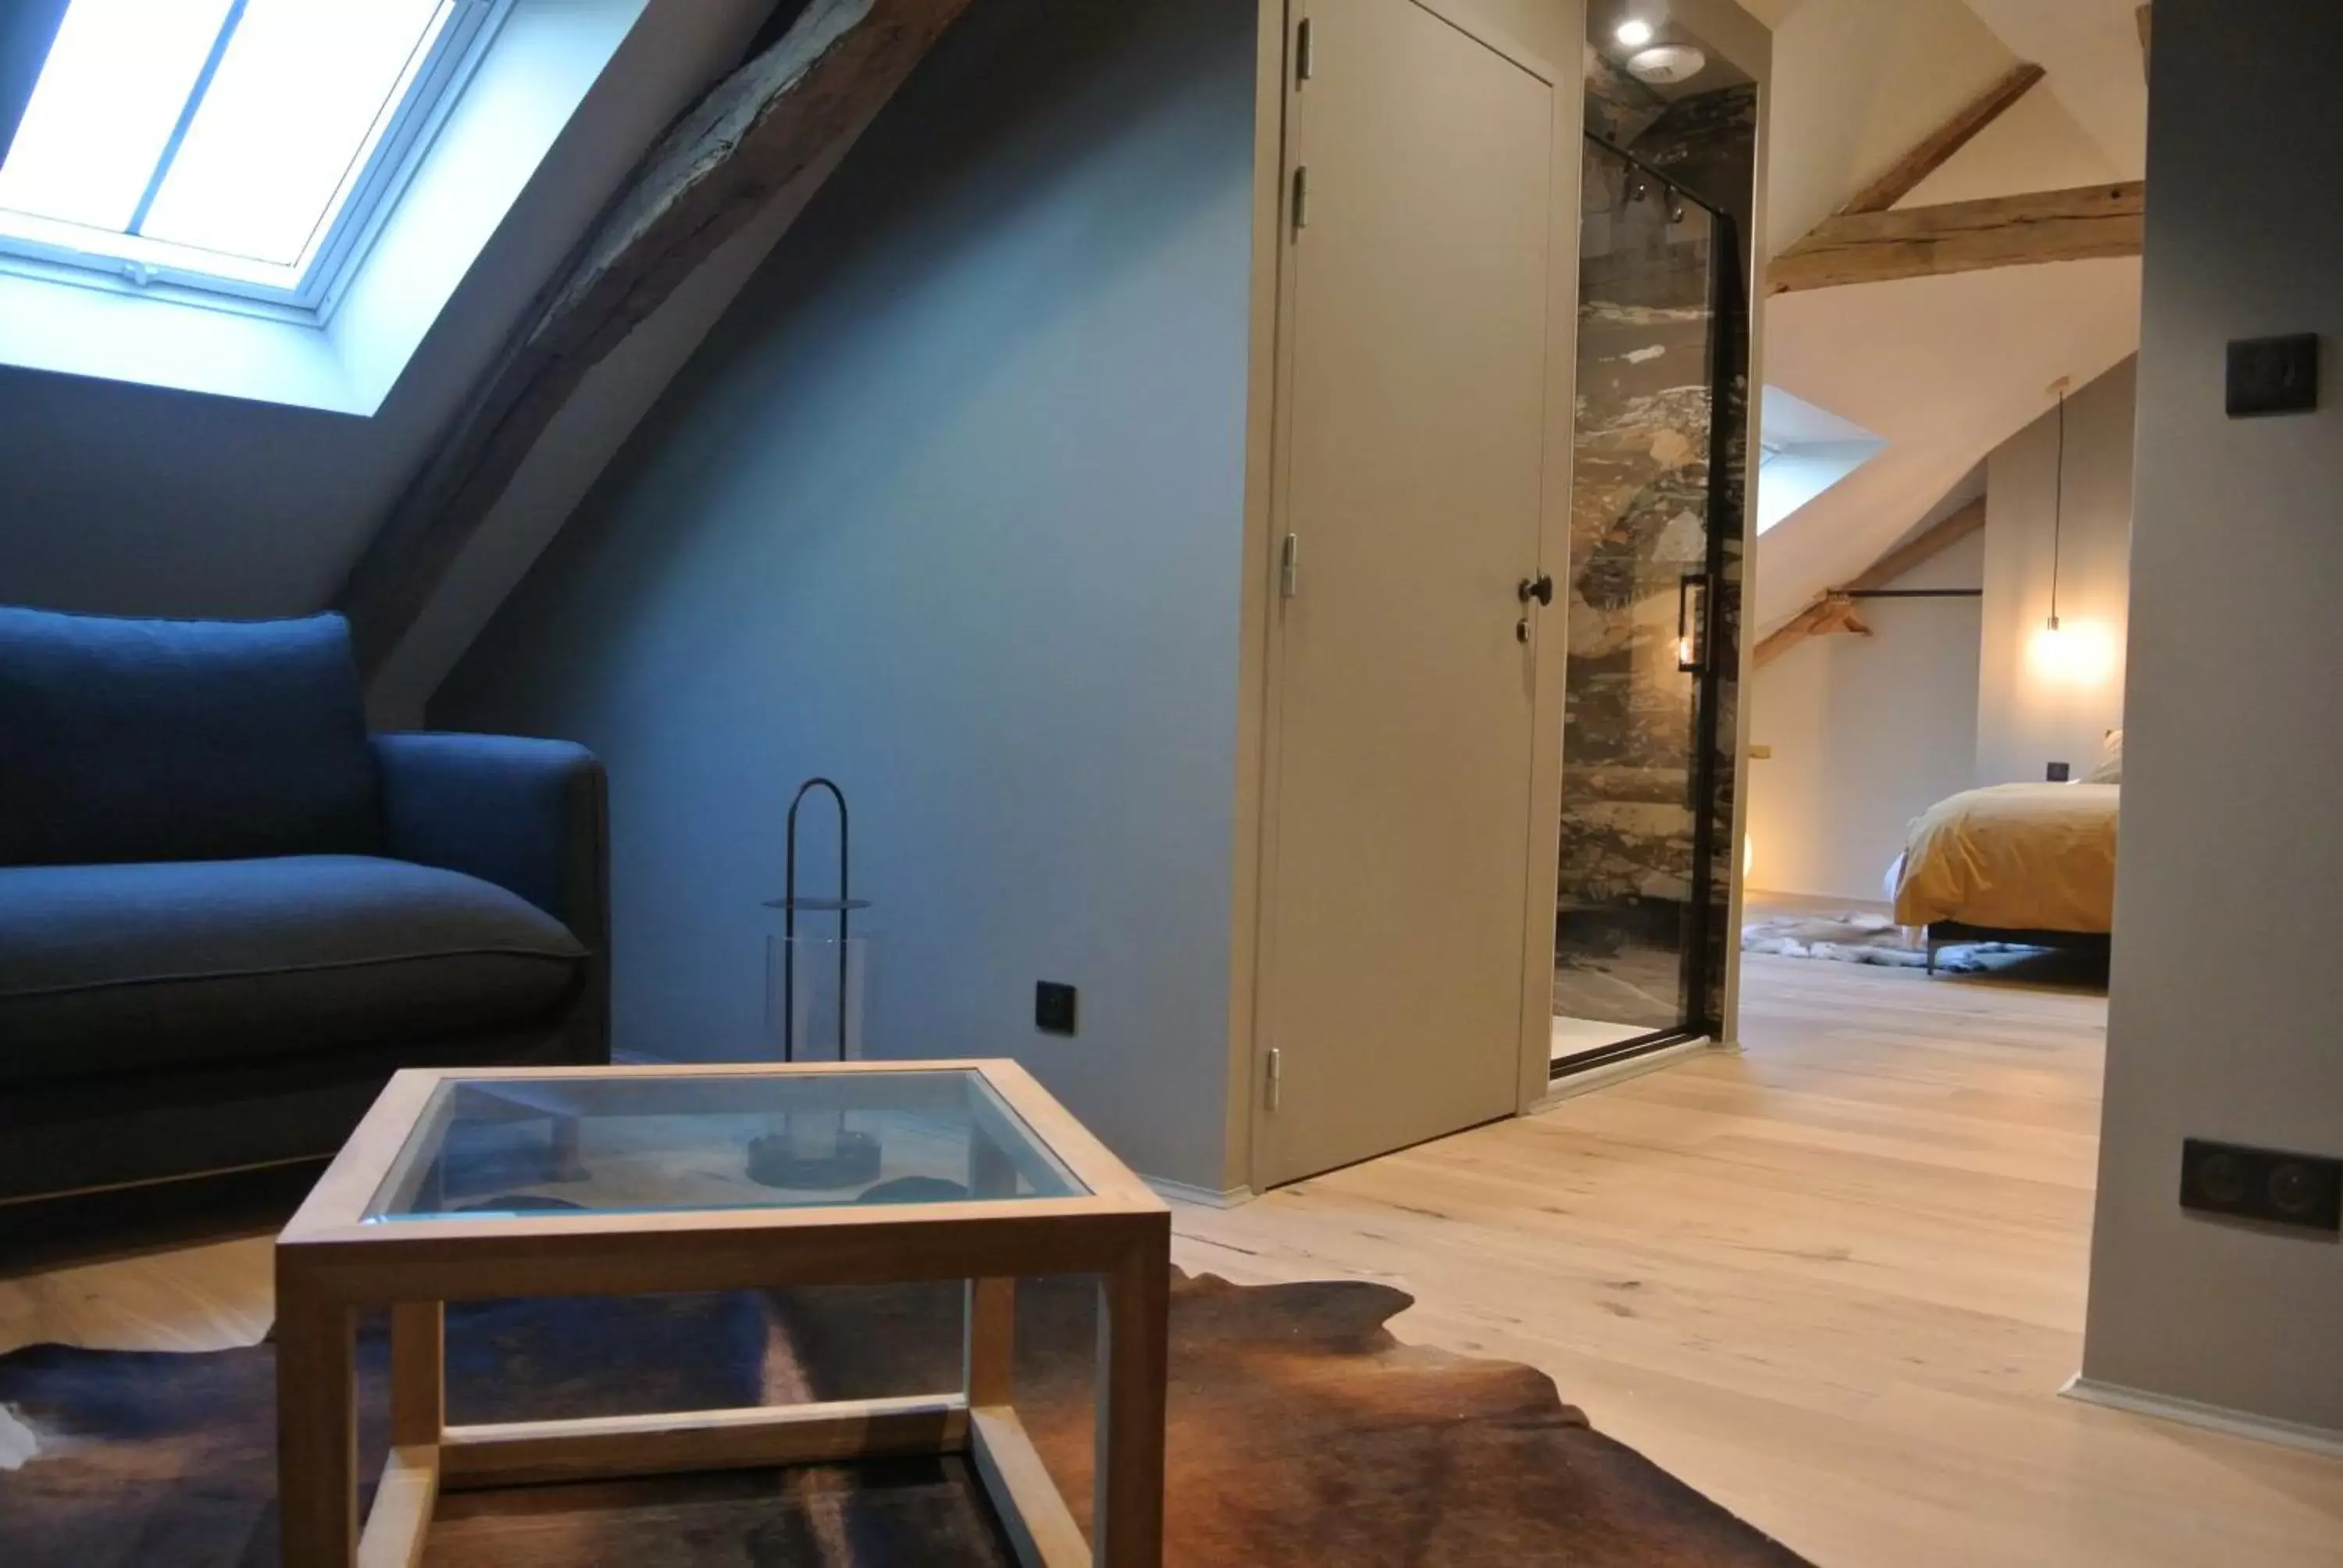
<box><xmin>1257</xmin><ymin>0</ymin><xmax>1556</xmax><ymax>1185</ymax></box>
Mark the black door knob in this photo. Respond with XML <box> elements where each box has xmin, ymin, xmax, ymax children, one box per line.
<box><xmin>1519</xmin><ymin>574</ymin><xmax>1555</xmax><ymax>607</ymax></box>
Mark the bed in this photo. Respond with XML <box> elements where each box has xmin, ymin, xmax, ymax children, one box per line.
<box><xmin>1891</xmin><ymin>761</ymin><xmax>2120</xmax><ymax>974</ymax></box>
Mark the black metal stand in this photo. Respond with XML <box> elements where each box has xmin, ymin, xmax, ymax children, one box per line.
<box><xmin>748</xmin><ymin>779</ymin><xmax>881</xmax><ymax>1190</ymax></box>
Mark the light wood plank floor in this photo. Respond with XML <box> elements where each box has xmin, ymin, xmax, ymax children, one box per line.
<box><xmin>1179</xmin><ymin>953</ymin><xmax>2343</xmax><ymax>1566</ymax></box>
<box><xmin>5</xmin><ymin>953</ymin><xmax>2341</xmax><ymax>1564</ymax></box>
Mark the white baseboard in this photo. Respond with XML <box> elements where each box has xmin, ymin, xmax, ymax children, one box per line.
<box><xmin>1146</xmin><ymin>1176</ymin><xmax>1255</xmax><ymax>1210</ymax></box>
<box><xmin>2061</xmin><ymin>1374</ymin><xmax>2343</xmax><ymax>1459</ymax></box>
<box><xmin>1529</xmin><ymin>1035</ymin><xmax>1711</xmax><ymax>1113</ymax></box>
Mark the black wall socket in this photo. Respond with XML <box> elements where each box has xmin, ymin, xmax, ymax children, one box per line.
<box><xmin>1035</xmin><ymin>982</ymin><xmax>1079</xmax><ymax>1037</ymax></box>
<box><xmin>2180</xmin><ymin>1138</ymin><xmax>2343</xmax><ymax>1234</ymax></box>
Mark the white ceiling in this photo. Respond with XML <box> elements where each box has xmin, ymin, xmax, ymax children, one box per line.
<box><xmin>1752</xmin><ymin>0</ymin><xmax>2149</xmax><ymax>628</ymax></box>
<box><xmin>1759</xmin><ymin>258</ymin><xmax>2143</xmax><ymax>628</ymax></box>
<box><xmin>1959</xmin><ymin>0</ymin><xmax>2148</xmax><ymax>179</ymax></box>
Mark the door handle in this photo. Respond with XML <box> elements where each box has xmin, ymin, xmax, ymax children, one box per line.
<box><xmin>1517</xmin><ymin>573</ymin><xmax>1554</xmax><ymax>643</ymax></box>
<box><xmin>1678</xmin><ymin>572</ymin><xmax>1707</xmax><ymax>672</ymax></box>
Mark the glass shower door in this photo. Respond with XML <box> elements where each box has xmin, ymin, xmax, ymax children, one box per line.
<box><xmin>1552</xmin><ymin>138</ymin><xmax>1729</xmax><ymax>1070</ymax></box>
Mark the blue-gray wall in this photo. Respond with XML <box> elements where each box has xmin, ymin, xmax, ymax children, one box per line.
<box><xmin>2081</xmin><ymin>0</ymin><xmax>2343</xmax><ymax>1434</ymax></box>
<box><xmin>437</xmin><ymin>0</ymin><xmax>1260</xmax><ymax>1189</ymax></box>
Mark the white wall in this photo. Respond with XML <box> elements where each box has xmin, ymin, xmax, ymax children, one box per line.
<box><xmin>0</xmin><ymin>0</ymin><xmax>770</xmax><ymax>619</ymax></box>
<box><xmin>437</xmin><ymin>0</ymin><xmax>1260</xmax><ymax>1192</ymax></box>
<box><xmin>1745</xmin><ymin>522</ymin><xmax>1981</xmax><ymax>902</ymax></box>
<box><xmin>1749</xmin><ymin>358</ymin><xmax>2134</xmax><ymax>899</ymax></box>
<box><xmin>2081</xmin><ymin>0</ymin><xmax>2343</xmax><ymax>1436</ymax></box>
<box><xmin>1977</xmin><ymin>356</ymin><xmax>2133</xmax><ymax>786</ymax></box>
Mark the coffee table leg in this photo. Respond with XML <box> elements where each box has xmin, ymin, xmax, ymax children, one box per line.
<box><xmin>276</xmin><ymin>1270</ymin><xmax>358</xmax><ymax>1567</ymax></box>
<box><xmin>965</xmin><ymin>1277</ymin><xmax>1017</xmax><ymax>1409</ymax></box>
<box><xmin>1095</xmin><ymin>1244</ymin><xmax>1168</xmax><ymax>1566</ymax></box>
<box><xmin>965</xmin><ymin>1134</ymin><xmax>1018</xmax><ymax>1411</ymax></box>
<box><xmin>391</xmin><ymin>1302</ymin><xmax>444</xmax><ymax>1445</ymax></box>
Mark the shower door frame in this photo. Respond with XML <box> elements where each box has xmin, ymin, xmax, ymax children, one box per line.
<box><xmin>1549</xmin><ymin>134</ymin><xmax>1742</xmax><ymax>1082</ymax></box>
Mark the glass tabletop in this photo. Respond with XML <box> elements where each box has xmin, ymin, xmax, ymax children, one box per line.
<box><xmin>364</xmin><ymin>1069</ymin><xmax>1087</xmax><ymax>1222</ymax></box>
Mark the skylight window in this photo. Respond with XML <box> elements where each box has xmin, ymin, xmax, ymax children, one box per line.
<box><xmin>1756</xmin><ymin>385</ymin><xmax>1888</xmax><ymax>534</ymax></box>
<box><xmin>0</xmin><ymin>0</ymin><xmax>505</xmax><ymax>308</ymax></box>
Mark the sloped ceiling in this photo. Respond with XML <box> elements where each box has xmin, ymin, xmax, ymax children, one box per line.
<box><xmin>1760</xmin><ymin>259</ymin><xmax>2142</xmax><ymax>626</ymax></box>
<box><xmin>1960</xmin><ymin>0</ymin><xmax>2149</xmax><ymax>178</ymax></box>
<box><xmin>1753</xmin><ymin>0</ymin><xmax>2148</xmax><ymax>629</ymax></box>
<box><xmin>0</xmin><ymin>0</ymin><xmax>774</xmax><ymax>630</ymax></box>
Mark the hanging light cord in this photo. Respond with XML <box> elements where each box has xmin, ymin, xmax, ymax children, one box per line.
<box><xmin>2049</xmin><ymin>387</ymin><xmax>2067</xmax><ymax>629</ymax></box>
<box><xmin>2052</xmin><ymin>387</ymin><xmax>2071</xmax><ymax>628</ymax></box>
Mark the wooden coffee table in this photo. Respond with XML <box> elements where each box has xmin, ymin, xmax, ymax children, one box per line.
<box><xmin>275</xmin><ymin>1060</ymin><xmax>1170</xmax><ymax>1566</ymax></box>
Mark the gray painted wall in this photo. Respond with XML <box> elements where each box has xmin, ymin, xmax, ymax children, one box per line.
<box><xmin>1977</xmin><ymin>357</ymin><xmax>2134</xmax><ymax>787</ymax></box>
<box><xmin>2081</xmin><ymin>0</ymin><xmax>2343</xmax><ymax>1434</ymax></box>
<box><xmin>0</xmin><ymin>1</ymin><xmax>769</xmax><ymax>619</ymax></box>
<box><xmin>437</xmin><ymin>0</ymin><xmax>1261</xmax><ymax>1191</ymax></box>
<box><xmin>1744</xmin><ymin>526</ymin><xmax>1982</xmax><ymax>902</ymax></box>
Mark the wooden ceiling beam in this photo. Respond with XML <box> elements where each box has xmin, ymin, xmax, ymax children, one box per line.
<box><xmin>1836</xmin><ymin>62</ymin><xmax>2046</xmax><ymax>216</ymax></box>
<box><xmin>1767</xmin><ymin>181</ymin><xmax>2144</xmax><ymax>295</ymax></box>
<box><xmin>339</xmin><ymin>0</ymin><xmax>974</xmax><ymax>681</ymax></box>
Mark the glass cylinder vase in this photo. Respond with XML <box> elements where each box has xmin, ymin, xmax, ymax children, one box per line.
<box><xmin>751</xmin><ymin>930</ymin><xmax>879</xmax><ymax>1188</ymax></box>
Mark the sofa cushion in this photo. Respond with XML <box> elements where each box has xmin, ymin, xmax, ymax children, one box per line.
<box><xmin>0</xmin><ymin>857</ymin><xmax>587</xmax><ymax>1085</ymax></box>
<box><xmin>0</xmin><ymin>608</ymin><xmax>381</xmax><ymax>867</ymax></box>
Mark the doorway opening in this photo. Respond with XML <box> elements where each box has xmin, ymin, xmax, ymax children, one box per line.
<box><xmin>1553</xmin><ymin>9</ymin><xmax>1756</xmax><ymax>1077</ymax></box>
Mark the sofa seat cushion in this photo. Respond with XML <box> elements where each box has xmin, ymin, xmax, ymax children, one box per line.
<box><xmin>0</xmin><ymin>857</ymin><xmax>587</xmax><ymax>1085</ymax></box>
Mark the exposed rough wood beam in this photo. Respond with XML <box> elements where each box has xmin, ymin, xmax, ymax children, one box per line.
<box><xmin>1768</xmin><ymin>182</ymin><xmax>2144</xmax><ymax>295</ymax></box>
<box><xmin>1754</xmin><ymin>497</ymin><xmax>1986</xmax><ymax>669</ymax></box>
<box><xmin>1837</xmin><ymin>63</ymin><xmax>2046</xmax><ymax>216</ymax></box>
<box><xmin>339</xmin><ymin>0</ymin><xmax>973</xmax><ymax>680</ymax></box>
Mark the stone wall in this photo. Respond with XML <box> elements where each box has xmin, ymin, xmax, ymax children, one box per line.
<box><xmin>1557</xmin><ymin>109</ymin><xmax>1750</xmax><ymax>1032</ymax></box>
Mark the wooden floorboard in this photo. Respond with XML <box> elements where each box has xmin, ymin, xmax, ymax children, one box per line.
<box><xmin>1176</xmin><ymin>953</ymin><xmax>2343</xmax><ymax>1567</ymax></box>
<box><xmin>5</xmin><ymin>953</ymin><xmax>2341</xmax><ymax>1563</ymax></box>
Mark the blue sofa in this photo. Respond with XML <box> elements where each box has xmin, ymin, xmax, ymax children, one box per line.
<box><xmin>0</xmin><ymin>608</ymin><xmax>608</xmax><ymax>1208</ymax></box>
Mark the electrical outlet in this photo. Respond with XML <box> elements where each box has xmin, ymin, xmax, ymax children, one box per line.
<box><xmin>2180</xmin><ymin>1138</ymin><xmax>2343</xmax><ymax>1234</ymax></box>
<box><xmin>1035</xmin><ymin>982</ymin><xmax>1079</xmax><ymax>1037</ymax></box>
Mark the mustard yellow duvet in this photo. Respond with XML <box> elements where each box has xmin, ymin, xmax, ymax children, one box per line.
<box><xmin>1892</xmin><ymin>782</ymin><xmax>2119</xmax><ymax>932</ymax></box>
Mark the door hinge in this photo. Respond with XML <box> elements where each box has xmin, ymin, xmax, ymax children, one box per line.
<box><xmin>1291</xmin><ymin>165</ymin><xmax>1310</xmax><ymax>233</ymax></box>
<box><xmin>1265</xmin><ymin>1048</ymin><xmax>1283</xmax><ymax>1112</ymax></box>
<box><xmin>1296</xmin><ymin>17</ymin><xmax>1314</xmax><ymax>84</ymax></box>
<box><xmin>1279</xmin><ymin>532</ymin><xmax>1300</xmax><ymax>599</ymax></box>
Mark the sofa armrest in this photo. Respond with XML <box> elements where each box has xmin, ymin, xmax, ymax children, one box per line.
<box><xmin>372</xmin><ymin>732</ymin><xmax>608</xmax><ymax>961</ymax></box>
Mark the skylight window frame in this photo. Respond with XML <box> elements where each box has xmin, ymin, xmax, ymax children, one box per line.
<box><xmin>0</xmin><ymin>0</ymin><xmax>514</xmax><ymax>322</ymax></box>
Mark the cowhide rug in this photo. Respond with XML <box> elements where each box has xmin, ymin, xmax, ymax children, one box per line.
<box><xmin>1741</xmin><ymin>911</ymin><xmax>2039</xmax><ymax>972</ymax></box>
<box><xmin>0</xmin><ymin>1270</ymin><xmax>1810</xmax><ymax>1566</ymax></box>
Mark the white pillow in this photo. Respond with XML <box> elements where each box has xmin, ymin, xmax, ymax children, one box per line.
<box><xmin>2084</xmin><ymin>729</ymin><xmax>2123</xmax><ymax>785</ymax></box>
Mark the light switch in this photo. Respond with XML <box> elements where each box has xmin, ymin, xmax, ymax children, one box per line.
<box><xmin>2227</xmin><ymin>333</ymin><xmax>2320</xmax><ymax>417</ymax></box>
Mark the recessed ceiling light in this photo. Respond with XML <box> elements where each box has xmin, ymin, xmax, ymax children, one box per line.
<box><xmin>1628</xmin><ymin>43</ymin><xmax>1708</xmax><ymax>84</ymax></box>
<box><xmin>1615</xmin><ymin>19</ymin><xmax>1656</xmax><ymax>48</ymax></box>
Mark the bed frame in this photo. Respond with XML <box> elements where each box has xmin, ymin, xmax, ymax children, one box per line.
<box><xmin>1924</xmin><ymin>921</ymin><xmax>2112</xmax><ymax>975</ymax></box>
